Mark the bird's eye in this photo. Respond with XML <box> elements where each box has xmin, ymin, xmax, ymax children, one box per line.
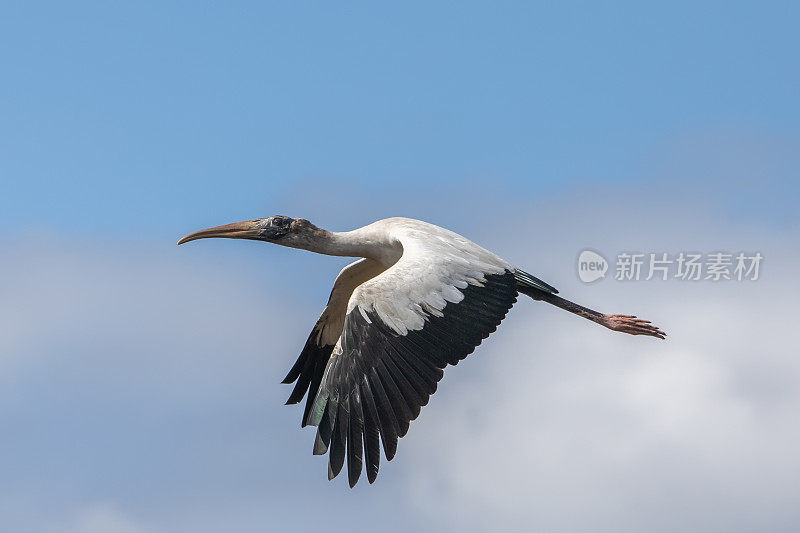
<box><xmin>271</xmin><ymin>216</ymin><xmax>292</xmax><ymax>228</ymax></box>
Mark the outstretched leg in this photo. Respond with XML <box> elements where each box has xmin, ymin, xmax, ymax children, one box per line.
<box><xmin>521</xmin><ymin>286</ymin><xmax>666</xmax><ymax>339</ymax></box>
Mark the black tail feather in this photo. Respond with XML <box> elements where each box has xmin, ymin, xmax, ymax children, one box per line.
<box><xmin>514</xmin><ymin>269</ymin><xmax>558</xmax><ymax>295</ymax></box>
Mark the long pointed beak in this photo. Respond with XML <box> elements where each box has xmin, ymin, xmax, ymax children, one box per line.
<box><xmin>177</xmin><ymin>220</ymin><xmax>265</xmax><ymax>245</ymax></box>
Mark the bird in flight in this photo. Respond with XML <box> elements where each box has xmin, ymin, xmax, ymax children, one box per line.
<box><xmin>178</xmin><ymin>216</ymin><xmax>665</xmax><ymax>486</ymax></box>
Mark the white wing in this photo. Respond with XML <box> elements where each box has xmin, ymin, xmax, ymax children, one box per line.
<box><xmin>306</xmin><ymin>219</ymin><xmax>525</xmax><ymax>486</ymax></box>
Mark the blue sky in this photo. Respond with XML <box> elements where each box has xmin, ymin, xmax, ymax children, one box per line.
<box><xmin>2</xmin><ymin>3</ymin><xmax>799</xmax><ymax>532</ymax></box>
<box><xmin>2</xmin><ymin>1</ymin><xmax>798</xmax><ymax>237</ymax></box>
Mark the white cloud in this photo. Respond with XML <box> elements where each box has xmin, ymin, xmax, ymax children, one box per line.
<box><xmin>0</xmin><ymin>239</ymin><xmax>414</xmax><ymax>533</ymax></box>
<box><xmin>1</xmin><ymin>175</ymin><xmax>798</xmax><ymax>532</ymax></box>
<box><xmin>402</xmin><ymin>214</ymin><xmax>800</xmax><ymax>532</ymax></box>
<box><xmin>68</xmin><ymin>503</ymin><xmax>148</xmax><ymax>533</ymax></box>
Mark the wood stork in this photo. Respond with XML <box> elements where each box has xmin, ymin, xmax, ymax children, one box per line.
<box><xmin>178</xmin><ymin>216</ymin><xmax>665</xmax><ymax>486</ymax></box>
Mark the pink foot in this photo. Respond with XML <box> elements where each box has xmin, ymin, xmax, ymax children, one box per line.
<box><xmin>600</xmin><ymin>314</ymin><xmax>666</xmax><ymax>339</ymax></box>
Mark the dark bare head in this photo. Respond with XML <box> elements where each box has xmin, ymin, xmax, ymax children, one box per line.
<box><xmin>177</xmin><ymin>215</ymin><xmax>326</xmax><ymax>249</ymax></box>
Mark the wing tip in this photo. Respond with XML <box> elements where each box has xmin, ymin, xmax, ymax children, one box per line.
<box><xmin>313</xmin><ymin>430</ymin><xmax>329</xmax><ymax>455</ymax></box>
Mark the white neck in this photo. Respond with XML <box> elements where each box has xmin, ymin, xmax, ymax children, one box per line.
<box><xmin>292</xmin><ymin>227</ymin><xmax>403</xmax><ymax>266</ymax></box>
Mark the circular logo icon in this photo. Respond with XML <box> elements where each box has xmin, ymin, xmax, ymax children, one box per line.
<box><xmin>577</xmin><ymin>250</ymin><xmax>608</xmax><ymax>283</ymax></box>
